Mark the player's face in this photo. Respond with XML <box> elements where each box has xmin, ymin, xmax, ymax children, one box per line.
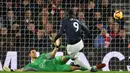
<box><xmin>29</xmin><ymin>50</ymin><xmax>37</xmax><ymax>58</ymax></box>
<box><xmin>73</xmin><ymin>7</ymin><xmax>78</xmax><ymax>15</ymax></box>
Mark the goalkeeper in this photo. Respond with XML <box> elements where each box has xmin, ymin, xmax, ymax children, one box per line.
<box><xmin>3</xmin><ymin>40</ymin><xmax>105</xmax><ymax>72</ymax></box>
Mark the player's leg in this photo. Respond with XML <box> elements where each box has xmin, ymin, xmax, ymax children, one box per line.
<box><xmin>67</xmin><ymin>39</ymin><xmax>92</xmax><ymax>70</ymax></box>
<box><xmin>55</xmin><ymin>64</ymin><xmax>87</xmax><ymax>72</ymax></box>
<box><xmin>71</xmin><ymin>66</ymin><xmax>88</xmax><ymax>71</ymax></box>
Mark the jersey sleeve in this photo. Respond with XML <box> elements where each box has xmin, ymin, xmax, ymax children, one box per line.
<box><xmin>80</xmin><ymin>22</ymin><xmax>89</xmax><ymax>33</ymax></box>
<box><xmin>79</xmin><ymin>21</ymin><xmax>91</xmax><ymax>37</ymax></box>
<box><xmin>39</xmin><ymin>53</ymin><xmax>53</xmax><ymax>60</ymax></box>
<box><xmin>54</xmin><ymin>21</ymin><xmax>65</xmax><ymax>42</ymax></box>
<box><xmin>45</xmin><ymin>53</ymin><xmax>53</xmax><ymax>59</ymax></box>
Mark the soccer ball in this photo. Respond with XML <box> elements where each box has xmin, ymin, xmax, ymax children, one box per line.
<box><xmin>114</xmin><ymin>10</ymin><xmax>123</xmax><ymax>20</ymax></box>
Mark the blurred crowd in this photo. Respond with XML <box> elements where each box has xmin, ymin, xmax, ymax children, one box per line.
<box><xmin>0</xmin><ymin>0</ymin><xmax>129</xmax><ymax>50</ymax></box>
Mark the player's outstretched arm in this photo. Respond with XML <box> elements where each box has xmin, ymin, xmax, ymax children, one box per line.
<box><xmin>50</xmin><ymin>39</ymin><xmax>60</xmax><ymax>58</ymax></box>
<box><xmin>50</xmin><ymin>47</ymin><xmax>59</xmax><ymax>57</ymax></box>
<box><xmin>40</xmin><ymin>39</ymin><xmax>60</xmax><ymax>60</ymax></box>
<box><xmin>54</xmin><ymin>21</ymin><xmax>65</xmax><ymax>42</ymax></box>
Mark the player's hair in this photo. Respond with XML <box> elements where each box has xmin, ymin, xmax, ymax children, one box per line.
<box><xmin>67</xmin><ymin>9</ymin><xmax>75</xmax><ymax>18</ymax></box>
<box><xmin>29</xmin><ymin>48</ymin><xmax>37</xmax><ymax>54</ymax></box>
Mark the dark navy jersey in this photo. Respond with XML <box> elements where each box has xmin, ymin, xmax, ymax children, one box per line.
<box><xmin>54</xmin><ymin>18</ymin><xmax>90</xmax><ymax>44</ymax></box>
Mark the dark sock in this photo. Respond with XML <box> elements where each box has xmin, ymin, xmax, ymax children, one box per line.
<box><xmin>11</xmin><ymin>69</ymin><xmax>14</xmax><ymax>72</ymax></box>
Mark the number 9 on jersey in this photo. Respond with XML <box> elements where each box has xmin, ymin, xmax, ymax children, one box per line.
<box><xmin>73</xmin><ymin>22</ymin><xmax>79</xmax><ymax>32</ymax></box>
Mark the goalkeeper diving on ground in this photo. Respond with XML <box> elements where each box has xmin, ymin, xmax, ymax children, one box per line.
<box><xmin>3</xmin><ymin>39</ymin><xmax>106</xmax><ymax>72</ymax></box>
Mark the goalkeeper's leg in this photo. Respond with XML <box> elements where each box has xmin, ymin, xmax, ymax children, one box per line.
<box><xmin>3</xmin><ymin>66</ymin><xmax>38</xmax><ymax>72</ymax></box>
<box><xmin>3</xmin><ymin>66</ymin><xmax>24</xmax><ymax>72</ymax></box>
<box><xmin>55</xmin><ymin>56</ymin><xmax>70</xmax><ymax>65</ymax></box>
<box><xmin>71</xmin><ymin>63</ymin><xmax>106</xmax><ymax>71</ymax></box>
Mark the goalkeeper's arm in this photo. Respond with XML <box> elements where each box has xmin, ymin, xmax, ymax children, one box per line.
<box><xmin>50</xmin><ymin>47</ymin><xmax>59</xmax><ymax>58</ymax></box>
<box><xmin>49</xmin><ymin>39</ymin><xmax>61</xmax><ymax>58</ymax></box>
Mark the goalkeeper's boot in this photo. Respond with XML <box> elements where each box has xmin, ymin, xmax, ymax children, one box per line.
<box><xmin>3</xmin><ymin>66</ymin><xmax>11</xmax><ymax>72</ymax></box>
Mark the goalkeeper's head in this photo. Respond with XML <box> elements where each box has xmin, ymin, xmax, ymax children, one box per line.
<box><xmin>29</xmin><ymin>48</ymin><xmax>37</xmax><ymax>59</ymax></box>
<box><xmin>67</xmin><ymin>9</ymin><xmax>76</xmax><ymax>18</ymax></box>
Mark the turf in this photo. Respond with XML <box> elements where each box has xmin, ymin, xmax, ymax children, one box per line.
<box><xmin>0</xmin><ymin>71</ymin><xmax>129</xmax><ymax>73</ymax></box>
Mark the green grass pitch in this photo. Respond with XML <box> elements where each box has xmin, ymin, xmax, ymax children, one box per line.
<box><xmin>0</xmin><ymin>71</ymin><xmax>129</xmax><ymax>73</ymax></box>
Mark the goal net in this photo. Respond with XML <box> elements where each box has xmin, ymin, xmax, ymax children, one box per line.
<box><xmin>0</xmin><ymin>0</ymin><xmax>130</xmax><ymax>71</ymax></box>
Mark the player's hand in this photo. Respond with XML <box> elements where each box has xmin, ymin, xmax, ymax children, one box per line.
<box><xmin>54</xmin><ymin>39</ymin><xmax>61</xmax><ymax>48</ymax></box>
